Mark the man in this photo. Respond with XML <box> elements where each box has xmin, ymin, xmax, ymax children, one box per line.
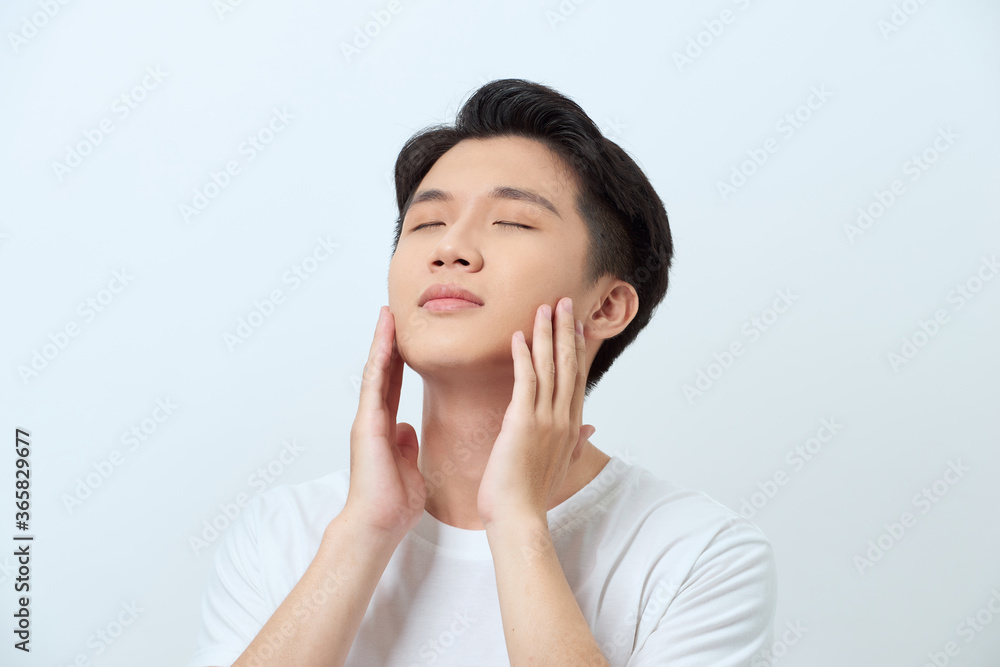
<box><xmin>188</xmin><ymin>78</ymin><xmax>776</xmax><ymax>666</ymax></box>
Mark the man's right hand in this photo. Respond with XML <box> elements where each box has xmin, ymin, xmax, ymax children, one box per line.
<box><xmin>342</xmin><ymin>305</ymin><xmax>426</xmax><ymax>541</ymax></box>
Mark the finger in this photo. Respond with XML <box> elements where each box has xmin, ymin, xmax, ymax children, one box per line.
<box><xmin>511</xmin><ymin>329</ymin><xmax>536</xmax><ymax>408</ymax></box>
<box><xmin>395</xmin><ymin>421</ymin><xmax>419</xmax><ymax>466</ymax></box>
<box><xmin>571</xmin><ymin>424</ymin><xmax>595</xmax><ymax>463</ymax></box>
<box><xmin>358</xmin><ymin>307</ymin><xmax>389</xmax><ymax>416</ymax></box>
<box><xmin>570</xmin><ymin>310</ymin><xmax>587</xmax><ymax>430</ymax></box>
<box><xmin>532</xmin><ymin>302</ymin><xmax>555</xmax><ymax>411</ymax></box>
<box><xmin>554</xmin><ymin>297</ymin><xmax>580</xmax><ymax>418</ymax></box>
<box><xmin>385</xmin><ymin>310</ymin><xmax>404</xmax><ymax>418</ymax></box>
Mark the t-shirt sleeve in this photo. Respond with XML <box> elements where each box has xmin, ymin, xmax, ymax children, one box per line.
<box><xmin>626</xmin><ymin>516</ymin><xmax>778</xmax><ymax>666</ymax></box>
<box><xmin>187</xmin><ymin>495</ymin><xmax>274</xmax><ymax>667</ymax></box>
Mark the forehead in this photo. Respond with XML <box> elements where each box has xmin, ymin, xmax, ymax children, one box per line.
<box><xmin>416</xmin><ymin>135</ymin><xmax>579</xmax><ymax>206</ymax></box>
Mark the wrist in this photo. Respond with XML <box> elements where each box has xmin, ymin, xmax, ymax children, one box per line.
<box><xmin>483</xmin><ymin>512</ymin><xmax>554</xmax><ymax>565</ymax></box>
<box><xmin>325</xmin><ymin>510</ymin><xmax>406</xmax><ymax>559</ymax></box>
<box><xmin>482</xmin><ymin>509</ymin><xmax>548</xmax><ymax>535</ymax></box>
<box><xmin>480</xmin><ymin>501</ymin><xmax>547</xmax><ymax>529</ymax></box>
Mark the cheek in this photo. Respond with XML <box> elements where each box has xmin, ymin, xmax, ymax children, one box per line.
<box><xmin>386</xmin><ymin>261</ymin><xmax>411</xmax><ymax>305</ymax></box>
<box><xmin>392</xmin><ymin>306</ymin><xmax>427</xmax><ymax>353</ymax></box>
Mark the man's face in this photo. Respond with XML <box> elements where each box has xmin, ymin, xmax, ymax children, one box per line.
<box><xmin>387</xmin><ymin>135</ymin><xmax>592</xmax><ymax>379</ymax></box>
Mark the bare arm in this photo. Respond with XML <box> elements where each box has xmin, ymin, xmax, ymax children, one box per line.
<box><xmin>197</xmin><ymin>306</ymin><xmax>425</xmax><ymax>666</ymax></box>
<box><xmin>227</xmin><ymin>306</ymin><xmax>422</xmax><ymax>666</ymax></box>
<box><xmin>230</xmin><ymin>512</ymin><xmax>401</xmax><ymax>667</ymax></box>
<box><xmin>486</xmin><ymin>514</ymin><xmax>609</xmax><ymax>667</ymax></box>
<box><xmin>476</xmin><ymin>300</ymin><xmax>608</xmax><ymax>665</ymax></box>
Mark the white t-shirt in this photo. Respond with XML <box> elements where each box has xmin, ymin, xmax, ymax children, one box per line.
<box><xmin>188</xmin><ymin>454</ymin><xmax>777</xmax><ymax>666</ymax></box>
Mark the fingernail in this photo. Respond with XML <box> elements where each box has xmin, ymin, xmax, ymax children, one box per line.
<box><xmin>541</xmin><ymin>304</ymin><xmax>551</xmax><ymax>319</ymax></box>
<box><xmin>575</xmin><ymin>319</ymin><xmax>583</xmax><ymax>336</ymax></box>
<box><xmin>562</xmin><ymin>297</ymin><xmax>573</xmax><ymax>313</ymax></box>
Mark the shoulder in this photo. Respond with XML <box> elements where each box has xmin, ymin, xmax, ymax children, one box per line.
<box><xmin>251</xmin><ymin>468</ymin><xmax>351</xmax><ymax>536</ymax></box>
<box><xmin>604</xmin><ymin>463</ymin><xmax>778</xmax><ymax>664</ymax></box>
<box><xmin>615</xmin><ymin>459</ymin><xmax>766</xmax><ymax>536</ymax></box>
<box><xmin>601</xmin><ymin>458</ymin><xmax>774</xmax><ymax>574</ymax></box>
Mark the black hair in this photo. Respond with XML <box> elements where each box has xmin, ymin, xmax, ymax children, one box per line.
<box><xmin>390</xmin><ymin>78</ymin><xmax>673</xmax><ymax>396</ymax></box>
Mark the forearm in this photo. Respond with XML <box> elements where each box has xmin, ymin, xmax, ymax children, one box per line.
<box><xmin>232</xmin><ymin>512</ymin><xmax>400</xmax><ymax>667</ymax></box>
<box><xmin>485</xmin><ymin>515</ymin><xmax>610</xmax><ymax>667</ymax></box>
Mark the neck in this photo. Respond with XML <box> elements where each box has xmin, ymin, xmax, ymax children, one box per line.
<box><xmin>415</xmin><ymin>373</ymin><xmax>608</xmax><ymax>531</ymax></box>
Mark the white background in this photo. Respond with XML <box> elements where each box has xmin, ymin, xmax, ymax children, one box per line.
<box><xmin>1</xmin><ymin>0</ymin><xmax>998</xmax><ymax>665</ymax></box>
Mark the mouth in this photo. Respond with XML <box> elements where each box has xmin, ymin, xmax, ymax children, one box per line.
<box><xmin>418</xmin><ymin>283</ymin><xmax>485</xmax><ymax>308</ymax></box>
<box><xmin>421</xmin><ymin>298</ymin><xmax>483</xmax><ymax>312</ymax></box>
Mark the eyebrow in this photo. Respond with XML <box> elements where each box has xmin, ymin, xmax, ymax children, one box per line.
<box><xmin>405</xmin><ymin>185</ymin><xmax>563</xmax><ymax>220</ymax></box>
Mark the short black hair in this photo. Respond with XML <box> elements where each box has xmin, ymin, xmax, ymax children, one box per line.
<box><xmin>390</xmin><ymin>78</ymin><xmax>673</xmax><ymax>396</ymax></box>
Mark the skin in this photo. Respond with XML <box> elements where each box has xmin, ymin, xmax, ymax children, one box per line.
<box><xmin>383</xmin><ymin>134</ymin><xmax>640</xmax><ymax>531</ymax></box>
<box><xmin>226</xmin><ymin>135</ymin><xmax>642</xmax><ymax>667</ymax></box>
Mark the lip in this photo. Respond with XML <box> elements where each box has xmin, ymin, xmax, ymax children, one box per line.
<box><xmin>422</xmin><ymin>298</ymin><xmax>482</xmax><ymax>312</ymax></box>
<box><xmin>419</xmin><ymin>283</ymin><xmax>484</xmax><ymax>307</ymax></box>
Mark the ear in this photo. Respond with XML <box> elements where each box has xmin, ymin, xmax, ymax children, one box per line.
<box><xmin>584</xmin><ymin>280</ymin><xmax>638</xmax><ymax>342</ymax></box>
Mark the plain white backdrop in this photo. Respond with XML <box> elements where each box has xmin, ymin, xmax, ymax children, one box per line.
<box><xmin>1</xmin><ymin>0</ymin><xmax>998</xmax><ymax>665</ymax></box>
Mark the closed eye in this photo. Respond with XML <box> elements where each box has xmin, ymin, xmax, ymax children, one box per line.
<box><xmin>411</xmin><ymin>221</ymin><xmax>534</xmax><ymax>231</ymax></box>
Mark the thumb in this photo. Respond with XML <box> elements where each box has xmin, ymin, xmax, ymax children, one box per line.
<box><xmin>395</xmin><ymin>422</ymin><xmax>420</xmax><ymax>466</ymax></box>
<box><xmin>572</xmin><ymin>424</ymin><xmax>597</xmax><ymax>462</ymax></box>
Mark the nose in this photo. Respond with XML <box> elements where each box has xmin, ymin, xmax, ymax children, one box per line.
<box><xmin>429</xmin><ymin>220</ymin><xmax>483</xmax><ymax>270</ymax></box>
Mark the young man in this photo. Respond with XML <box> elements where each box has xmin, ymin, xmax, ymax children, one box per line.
<box><xmin>188</xmin><ymin>78</ymin><xmax>776</xmax><ymax>667</ymax></box>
